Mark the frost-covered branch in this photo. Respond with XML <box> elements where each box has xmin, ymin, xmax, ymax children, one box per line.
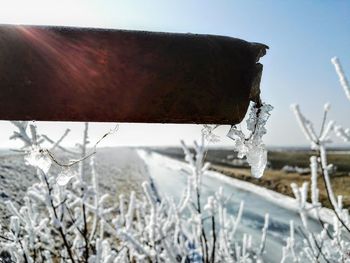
<box><xmin>2</xmin><ymin>122</ymin><xmax>274</xmax><ymax>262</ymax></box>
<box><xmin>289</xmin><ymin>56</ymin><xmax>350</xmax><ymax>263</ymax></box>
<box><xmin>332</xmin><ymin>57</ymin><xmax>350</xmax><ymax>101</ymax></box>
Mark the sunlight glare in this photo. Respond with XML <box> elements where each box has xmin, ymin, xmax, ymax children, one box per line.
<box><xmin>0</xmin><ymin>0</ymin><xmax>104</xmax><ymax>27</ymax></box>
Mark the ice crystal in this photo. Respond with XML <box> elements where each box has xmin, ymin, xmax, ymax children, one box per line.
<box><xmin>56</xmin><ymin>168</ymin><xmax>75</xmax><ymax>186</ymax></box>
<box><xmin>201</xmin><ymin>125</ymin><xmax>220</xmax><ymax>143</ymax></box>
<box><xmin>227</xmin><ymin>102</ymin><xmax>273</xmax><ymax>178</ymax></box>
<box><xmin>25</xmin><ymin>145</ymin><xmax>52</xmax><ymax>174</ymax></box>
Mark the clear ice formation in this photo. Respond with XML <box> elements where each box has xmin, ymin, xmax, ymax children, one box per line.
<box><xmin>25</xmin><ymin>145</ymin><xmax>52</xmax><ymax>174</ymax></box>
<box><xmin>227</xmin><ymin>102</ymin><xmax>273</xmax><ymax>178</ymax></box>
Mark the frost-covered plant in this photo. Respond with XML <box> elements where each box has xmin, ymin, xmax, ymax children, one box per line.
<box><xmin>107</xmin><ymin>134</ymin><xmax>271</xmax><ymax>263</ymax></box>
<box><xmin>0</xmin><ymin>122</ymin><xmax>118</xmax><ymax>262</ymax></box>
<box><xmin>288</xmin><ymin>57</ymin><xmax>350</xmax><ymax>262</ymax></box>
<box><xmin>0</xmin><ymin>104</ymin><xmax>273</xmax><ymax>262</ymax></box>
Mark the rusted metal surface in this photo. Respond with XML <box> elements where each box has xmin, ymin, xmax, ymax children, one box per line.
<box><xmin>0</xmin><ymin>24</ymin><xmax>268</xmax><ymax>124</ymax></box>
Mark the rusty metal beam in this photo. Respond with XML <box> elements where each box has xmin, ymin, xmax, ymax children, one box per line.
<box><xmin>0</xmin><ymin>24</ymin><xmax>268</xmax><ymax>124</ymax></box>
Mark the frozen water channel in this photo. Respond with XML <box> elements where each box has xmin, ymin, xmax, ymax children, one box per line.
<box><xmin>138</xmin><ymin>150</ymin><xmax>323</xmax><ymax>263</ymax></box>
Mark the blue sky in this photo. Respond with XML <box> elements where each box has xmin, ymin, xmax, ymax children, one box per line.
<box><xmin>0</xmin><ymin>1</ymin><xmax>349</xmax><ymax>147</ymax></box>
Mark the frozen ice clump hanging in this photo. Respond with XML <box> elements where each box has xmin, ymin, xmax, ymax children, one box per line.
<box><xmin>56</xmin><ymin>168</ymin><xmax>76</xmax><ymax>186</ymax></box>
<box><xmin>25</xmin><ymin>145</ymin><xmax>52</xmax><ymax>174</ymax></box>
<box><xmin>227</xmin><ymin>102</ymin><xmax>273</xmax><ymax>178</ymax></box>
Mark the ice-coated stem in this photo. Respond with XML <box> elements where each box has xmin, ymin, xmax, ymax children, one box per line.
<box><xmin>332</xmin><ymin>57</ymin><xmax>350</xmax><ymax>101</ymax></box>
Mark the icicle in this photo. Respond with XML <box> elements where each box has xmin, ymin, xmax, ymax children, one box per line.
<box><xmin>227</xmin><ymin>102</ymin><xmax>273</xmax><ymax>178</ymax></box>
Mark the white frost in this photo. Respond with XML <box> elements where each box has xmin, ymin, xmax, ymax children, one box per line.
<box><xmin>56</xmin><ymin>169</ymin><xmax>75</xmax><ymax>186</ymax></box>
<box><xmin>25</xmin><ymin>146</ymin><xmax>52</xmax><ymax>174</ymax></box>
<box><xmin>332</xmin><ymin>57</ymin><xmax>350</xmax><ymax>101</ymax></box>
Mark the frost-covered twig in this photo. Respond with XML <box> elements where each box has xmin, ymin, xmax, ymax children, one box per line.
<box><xmin>290</xmin><ymin>56</ymin><xmax>350</xmax><ymax>263</ymax></box>
<box><xmin>2</xmin><ymin>120</ymin><xmax>276</xmax><ymax>262</ymax></box>
<box><xmin>334</xmin><ymin>125</ymin><xmax>350</xmax><ymax>142</ymax></box>
<box><xmin>332</xmin><ymin>57</ymin><xmax>350</xmax><ymax>101</ymax></box>
<box><xmin>41</xmin><ymin>133</ymin><xmax>78</xmax><ymax>155</ymax></box>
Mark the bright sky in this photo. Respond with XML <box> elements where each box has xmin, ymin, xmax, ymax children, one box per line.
<box><xmin>0</xmin><ymin>0</ymin><xmax>349</xmax><ymax>148</ymax></box>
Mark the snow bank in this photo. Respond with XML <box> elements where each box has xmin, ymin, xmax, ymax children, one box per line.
<box><xmin>206</xmin><ymin>170</ymin><xmax>334</xmax><ymax>224</ymax></box>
